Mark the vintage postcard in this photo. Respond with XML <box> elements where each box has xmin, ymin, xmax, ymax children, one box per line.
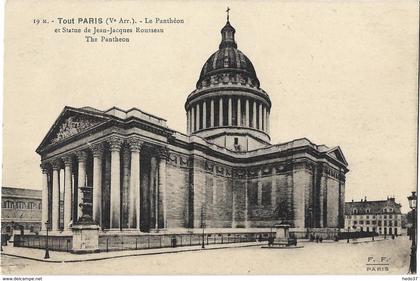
<box><xmin>0</xmin><ymin>0</ymin><xmax>418</xmax><ymax>277</ymax></box>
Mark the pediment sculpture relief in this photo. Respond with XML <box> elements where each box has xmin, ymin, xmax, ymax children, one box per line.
<box><xmin>50</xmin><ymin>115</ymin><xmax>103</xmax><ymax>144</ymax></box>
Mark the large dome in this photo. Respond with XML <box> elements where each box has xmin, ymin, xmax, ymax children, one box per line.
<box><xmin>185</xmin><ymin>18</ymin><xmax>272</xmax><ymax>152</ymax></box>
<box><xmin>195</xmin><ymin>21</ymin><xmax>260</xmax><ymax>89</ymax></box>
<box><xmin>197</xmin><ymin>47</ymin><xmax>260</xmax><ymax>89</ymax></box>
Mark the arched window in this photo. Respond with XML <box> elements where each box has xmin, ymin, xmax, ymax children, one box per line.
<box><xmin>353</xmin><ymin>209</ymin><xmax>358</xmax><ymax>214</ymax></box>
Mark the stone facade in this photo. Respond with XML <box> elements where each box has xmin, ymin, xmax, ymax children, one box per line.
<box><xmin>36</xmin><ymin>19</ymin><xmax>348</xmax><ymax>234</ymax></box>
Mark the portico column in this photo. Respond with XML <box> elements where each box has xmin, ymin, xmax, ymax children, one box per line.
<box><xmin>245</xmin><ymin>99</ymin><xmax>250</xmax><ymax>127</ymax></box>
<box><xmin>62</xmin><ymin>156</ymin><xmax>73</xmax><ymax>231</ymax></box>
<box><xmin>228</xmin><ymin>97</ymin><xmax>232</xmax><ymax>126</ymax></box>
<box><xmin>51</xmin><ymin>159</ymin><xmax>61</xmax><ymax>231</ymax></box>
<box><xmin>108</xmin><ymin>136</ymin><xmax>123</xmax><ymax>229</ymax></box>
<box><xmin>237</xmin><ymin>98</ymin><xmax>241</xmax><ymax>126</ymax></box>
<box><xmin>91</xmin><ymin>143</ymin><xmax>104</xmax><ymax>226</ymax></box>
<box><xmin>41</xmin><ymin>164</ymin><xmax>49</xmax><ymax>231</ymax></box>
<box><xmin>150</xmin><ymin>156</ymin><xmax>158</xmax><ymax>230</ymax></box>
<box><xmin>128</xmin><ymin>137</ymin><xmax>142</xmax><ymax>230</ymax></box>
<box><xmin>75</xmin><ymin>151</ymin><xmax>87</xmax><ymax>220</ymax></box>
<box><xmin>196</xmin><ymin>103</ymin><xmax>200</xmax><ymax>131</ymax></box>
<box><xmin>219</xmin><ymin>97</ymin><xmax>223</xmax><ymax>126</ymax></box>
<box><xmin>191</xmin><ymin>107</ymin><xmax>195</xmax><ymax>132</ymax></box>
<box><xmin>259</xmin><ymin>103</ymin><xmax>263</xmax><ymax>130</ymax></box>
<box><xmin>202</xmin><ymin>100</ymin><xmax>206</xmax><ymax>129</ymax></box>
<box><xmin>158</xmin><ymin>148</ymin><xmax>168</xmax><ymax>229</ymax></box>
<box><xmin>252</xmin><ymin>101</ymin><xmax>257</xmax><ymax>128</ymax></box>
<box><xmin>210</xmin><ymin>99</ymin><xmax>214</xmax><ymax>127</ymax></box>
<box><xmin>122</xmin><ymin>146</ymin><xmax>130</xmax><ymax>228</ymax></box>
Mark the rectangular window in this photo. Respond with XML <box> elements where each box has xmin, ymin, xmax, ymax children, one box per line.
<box><xmin>359</xmin><ymin>220</ymin><xmax>364</xmax><ymax>224</ymax></box>
<box><xmin>366</xmin><ymin>221</ymin><xmax>370</xmax><ymax>225</ymax></box>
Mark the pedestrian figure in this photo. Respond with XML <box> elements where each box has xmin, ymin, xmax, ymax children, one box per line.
<box><xmin>268</xmin><ymin>236</ymin><xmax>274</xmax><ymax>247</ymax></box>
<box><xmin>310</xmin><ymin>234</ymin><xmax>315</xmax><ymax>242</ymax></box>
<box><xmin>171</xmin><ymin>236</ymin><xmax>177</xmax><ymax>247</ymax></box>
<box><xmin>319</xmin><ymin>237</ymin><xmax>323</xmax><ymax>243</ymax></box>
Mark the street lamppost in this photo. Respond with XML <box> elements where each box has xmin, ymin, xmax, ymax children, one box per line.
<box><xmin>352</xmin><ymin>225</ymin><xmax>357</xmax><ymax>242</ymax></box>
<box><xmin>44</xmin><ymin>221</ymin><xmax>50</xmax><ymax>259</ymax></box>
<box><xmin>347</xmin><ymin>226</ymin><xmax>350</xmax><ymax>243</ymax></box>
<box><xmin>408</xmin><ymin>191</ymin><xmax>417</xmax><ymax>274</ymax></box>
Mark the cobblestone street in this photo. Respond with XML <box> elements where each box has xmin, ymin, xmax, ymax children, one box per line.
<box><xmin>1</xmin><ymin>236</ymin><xmax>411</xmax><ymax>275</ymax></box>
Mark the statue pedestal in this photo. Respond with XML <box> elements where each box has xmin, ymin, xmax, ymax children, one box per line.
<box><xmin>71</xmin><ymin>224</ymin><xmax>100</xmax><ymax>254</ymax></box>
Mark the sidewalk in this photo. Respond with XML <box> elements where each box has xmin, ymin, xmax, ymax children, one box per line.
<box><xmin>1</xmin><ymin>241</ymin><xmax>265</xmax><ymax>263</ymax></box>
<box><xmin>299</xmin><ymin>236</ymin><xmax>389</xmax><ymax>244</ymax></box>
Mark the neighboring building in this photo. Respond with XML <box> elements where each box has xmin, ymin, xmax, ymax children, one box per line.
<box><xmin>344</xmin><ymin>197</ymin><xmax>402</xmax><ymax>235</ymax></box>
<box><xmin>35</xmin><ymin>17</ymin><xmax>349</xmax><ymax>234</ymax></box>
<box><xmin>1</xmin><ymin>187</ymin><xmax>42</xmax><ymax>234</ymax></box>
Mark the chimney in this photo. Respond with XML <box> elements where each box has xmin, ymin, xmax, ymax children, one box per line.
<box><xmin>364</xmin><ymin>196</ymin><xmax>367</xmax><ymax>202</ymax></box>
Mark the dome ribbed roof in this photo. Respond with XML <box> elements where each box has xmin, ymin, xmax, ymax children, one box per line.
<box><xmin>196</xmin><ymin>21</ymin><xmax>260</xmax><ymax>89</ymax></box>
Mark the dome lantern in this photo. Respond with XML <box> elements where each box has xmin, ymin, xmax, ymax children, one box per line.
<box><xmin>219</xmin><ymin>20</ymin><xmax>237</xmax><ymax>49</ymax></box>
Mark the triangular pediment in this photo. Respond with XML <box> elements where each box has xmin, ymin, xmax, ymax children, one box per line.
<box><xmin>37</xmin><ymin>107</ymin><xmax>110</xmax><ymax>152</ymax></box>
<box><xmin>325</xmin><ymin>146</ymin><xmax>348</xmax><ymax>166</ymax></box>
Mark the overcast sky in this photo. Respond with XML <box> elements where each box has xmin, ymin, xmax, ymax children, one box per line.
<box><xmin>3</xmin><ymin>1</ymin><xmax>418</xmax><ymax>213</ymax></box>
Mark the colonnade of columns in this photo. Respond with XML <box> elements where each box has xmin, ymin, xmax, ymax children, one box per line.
<box><xmin>186</xmin><ymin>96</ymin><xmax>270</xmax><ymax>134</ymax></box>
<box><xmin>40</xmin><ymin>135</ymin><xmax>168</xmax><ymax>232</ymax></box>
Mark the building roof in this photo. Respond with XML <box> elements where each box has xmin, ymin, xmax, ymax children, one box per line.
<box><xmin>345</xmin><ymin>197</ymin><xmax>401</xmax><ymax>215</ymax></box>
<box><xmin>1</xmin><ymin>186</ymin><xmax>41</xmax><ymax>199</ymax></box>
<box><xmin>196</xmin><ymin>20</ymin><xmax>260</xmax><ymax>89</ymax></box>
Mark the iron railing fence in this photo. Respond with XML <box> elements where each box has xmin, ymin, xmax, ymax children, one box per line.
<box><xmin>13</xmin><ymin>232</ymin><xmax>273</xmax><ymax>253</ymax></box>
<box><xmin>98</xmin><ymin>232</ymin><xmax>272</xmax><ymax>252</ymax></box>
<box><xmin>13</xmin><ymin>234</ymin><xmax>73</xmax><ymax>252</ymax></box>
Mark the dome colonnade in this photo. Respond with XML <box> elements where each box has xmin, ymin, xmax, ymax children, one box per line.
<box><xmin>184</xmin><ymin>19</ymin><xmax>271</xmax><ymax>149</ymax></box>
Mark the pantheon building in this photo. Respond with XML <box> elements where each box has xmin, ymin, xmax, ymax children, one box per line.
<box><xmin>36</xmin><ymin>19</ymin><xmax>349</xmax><ymax>233</ymax></box>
